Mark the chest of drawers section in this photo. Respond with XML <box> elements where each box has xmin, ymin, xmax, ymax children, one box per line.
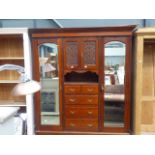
<box><xmin>64</xmin><ymin>83</ymin><xmax>99</xmax><ymax>131</ymax></box>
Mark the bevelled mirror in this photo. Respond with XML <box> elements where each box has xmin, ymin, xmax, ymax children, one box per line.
<box><xmin>104</xmin><ymin>41</ymin><xmax>126</xmax><ymax>128</ymax></box>
<box><xmin>39</xmin><ymin>43</ymin><xmax>60</xmax><ymax>125</ymax></box>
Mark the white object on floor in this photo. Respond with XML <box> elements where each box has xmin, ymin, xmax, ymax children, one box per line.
<box><xmin>0</xmin><ymin>107</ymin><xmax>19</xmax><ymax>123</ymax></box>
<box><xmin>0</xmin><ymin>107</ymin><xmax>20</xmax><ymax>135</ymax></box>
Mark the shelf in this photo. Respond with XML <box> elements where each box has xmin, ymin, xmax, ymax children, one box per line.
<box><xmin>0</xmin><ymin>57</ymin><xmax>24</xmax><ymax>60</ymax></box>
<box><xmin>0</xmin><ymin>80</ymin><xmax>20</xmax><ymax>83</ymax></box>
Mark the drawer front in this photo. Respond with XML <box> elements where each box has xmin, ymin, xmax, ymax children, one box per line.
<box><xmin>65</xmin><ymin>119</ymin><xmax>98</xmax><ymax>131</ymax></box>
<box><xmin>65</xmin><ymin>106</ymin><xmax>98</xmax><ymax>118</ymax></box>
<box><xmin>81</xmin><ymin>85</ymin><xmax>98</xmax><ymax>94</ymax></box>
<box><xmin>81</xmin><ymin>95</ymin><xmax>98</xmax><ymax>104</ymax></box>
<box><xmin>64</xmin><ymin>85</ymin><xmax>81</xmax><ymax>94</ymax></box>
<box><xmin>65</xmin><ymin>95</ymin><xmax>80</xmax><ymax>104</ymax></box>
<box><xmin>65</xmin><ymin>95</ymin><xmax>98</xmax><ymax>105</ymax></box>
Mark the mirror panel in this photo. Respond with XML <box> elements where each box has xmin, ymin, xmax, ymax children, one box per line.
<box><xmin>39</xmin><ymin>43</ymin><xmax>60</xmax><ymax>125</ymax></box>
<box><xmin>104</xmin><ymin>41</ymin><xmax>125</xmax><ymax>128</ymax></box>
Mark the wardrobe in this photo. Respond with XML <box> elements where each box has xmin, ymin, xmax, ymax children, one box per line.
<box><xmin>29</xmin><ymin>26</ymin><xmax>135</xmax><ymax>134</ymax></box>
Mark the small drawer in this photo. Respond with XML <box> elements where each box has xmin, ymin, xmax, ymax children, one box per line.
<box><xmin>65</xmin><ymin>95</ymin><xmax>98</xmax><ymax>105</ymax></box>
<box><xmin>65</xmin><ymin>119</ymin><xmax>98</xmax><ymax>131</ymax></box>
<box><xmin>65</xmin><ymin>95</ymin><xmax>80</xmax><ymax>104</ymax></box>
<box><xmin>81</xmin><ymin>95</ymin><xmax>98</xmax><ymax>104</ymax></box>
<box><xmin>64</xmin><ymin>85</ymin><xmax>81</xmax><ymax>94</ymax></box>
<box><xmin>81</xmin><ymin>85</ymin><xmax>98</xmax><ymax>94</ymax></box>
<box><xmin>65</xmin><ymin>106</ymin><xmax>98</xmax><ymax>118</ymax></box>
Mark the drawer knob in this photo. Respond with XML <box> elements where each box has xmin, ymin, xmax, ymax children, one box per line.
<box><xmin>87</xmin><ymin>124</ymin><xmax>93</xmax><ymax>127</ymax></box>
<box><xmin>70</xmin><ymin>111</ymin><xmax>75</xmax><ymax>114</ymax></box>
<box><xmin>70</xmin><ymin>123</ymin><xmax>75</xmax><ymax>127</ymax></box>
<box><xmin>84</xmin><ymin>65</ymin><xmax>88</xmax><ymax>68</ymax></box>
<box><xmin>69</xmin><ymin>88</ymin><xmax>75</xmax><ymax>92</ymax></box>
<box><xmin>87</xmin><ymin>88</ymin><xmax>93</xmax><ymax>92</ymax></box>
<box><xmin>69</xmin><ymin>98</ymin><xmax>76</xmax><ymax>102</ymax></box>
<box><xmin>88</xmin><ymin>99</ymin><xmax>92</xmax><ymax>103</ymax></box>
<box><xmin>88</xmin><ymin>111</ymin><xmax>93</xmax><ymax>115</ymax></box>
<box><xmin>70</xmin><ymin>65</ymin><xmax>74</xmax><ymax>69</ymax></box>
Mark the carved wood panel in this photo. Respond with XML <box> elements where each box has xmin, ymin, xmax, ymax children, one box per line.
<box><xmin>83</xmin><ymin>41</ymin><xmax>96</xmax><ymax>65</ymax></box>
<box><xmin>65</xmin><ymin>41</ymin><xmax>79</xmax><ymax>67</ymax></box>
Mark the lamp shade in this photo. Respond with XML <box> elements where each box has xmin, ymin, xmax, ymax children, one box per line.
<box><xmin>12</xmin><ymin>80</ymin><xmax>41</xmax><ymax>96</ymax></box>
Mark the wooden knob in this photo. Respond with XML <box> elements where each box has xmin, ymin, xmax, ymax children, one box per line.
<box><xmin>88</xmin><ymin>88</ymin><xmax>93</xmax><ymax>92</ymax></box>
<box><xmin>87</xmin><ymin>124</ymin><xmax>93</xmax><ymax>127</ymax></box>
<box><xmin>70</xmin><ymin>123</ymin><xmax>75</xmax><ymax>127</ymax></box>
<box><xmin>88</xmin><ymin>99</ymin><xmax>92</xmax><ymax>103</ymax></box>
<box><xmin>88</xmin><ymin>111</ymin><xmax>93</xmax><ymax>115</ymax></box>
<box><xmin>70</xmin><ymin>111</ymin><xmax>75</xmax><ymax>114</ymax></box>
<box><xmin>69</xmin><ymin>98</ymin><xmax>75</xmax><ymax>102</ymax></box>
<box><xmin>69</xmin><ymin>88</ymin><xmax>75</xmax><ymax>92</ymax></box>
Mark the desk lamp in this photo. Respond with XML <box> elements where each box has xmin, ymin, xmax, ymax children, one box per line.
<box><xmin>0</xmin><ymin>64</ymin><xmax>41</xmax><ymax>95</ymax></box>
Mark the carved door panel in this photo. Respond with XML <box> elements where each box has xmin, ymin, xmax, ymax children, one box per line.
<box><xmin>64</xmin><ymin>38</ymin><xmax>80</xmax><ymax>70</ymax></box>
<box><xmin>81</xmin><ymin>38</ymin><xmax>98</xmax><ymax>70</ymax></box>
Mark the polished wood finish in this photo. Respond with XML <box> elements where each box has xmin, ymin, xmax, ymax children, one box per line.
<box><xmin>64</xmin><ymin>85</ymin><xmax>81</xmax><ymax>94</ymax></box>
<box><xmin>81</xmin><ymin>84</ymin><xmax>99</xmax><ymax>94</ymax></box>
<box><xmin>65</xmin><ymin>106</ymin><xmax>98</xmax><ymax>118</ymax></box>
<box><xmin>29</xmin><ymin>26</ymin><xmax>135</xmax><ymax>134</ymax></box>
<box><xmin>63</xmin><ymin>37</ymin><xmax>98</xmax><ymax>71</ymax></box>
<box><xmin>65</xmin><ymin>95</ymin><xmax>98</xmax><ymax>105</ymax></box>
<box><xmin>65</xmin><ymin>119</ymin><xmax>98</xmax><ymax>131</ymax></box>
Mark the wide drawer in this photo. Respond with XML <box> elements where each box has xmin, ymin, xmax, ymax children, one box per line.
<box><xmin>81</xmin><ymin>85</ymin><xmax>98</xmax><ymax>94</ymax></box>
<box><xmin>64</xmin><ymin>85</ymin><xmax>81</xmax><ymax>94</ymax></box>
<box><xmin>65</xmin><ymin>119</ymin><xmax>98</xmax><ymax>131</ymax></box>
<box><xmin>65</xmin><ymin>95</ymin><xmax>98</xmax><ymax>105</ymax></box>
<box><xmin>65</xmin><ymin>106</ymin><xmax>98</xmax><ymax>118</ymax></box>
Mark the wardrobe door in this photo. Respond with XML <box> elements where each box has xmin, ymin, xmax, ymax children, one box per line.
<box><xmin>32</xmin><ymin>39</ymin><xmax>63</xmax><ymax>132</ymax></box>
<box><xmin>100</xmin><ymin>37</ymin><xmax>131</xmax><ymax>133</ymax></box>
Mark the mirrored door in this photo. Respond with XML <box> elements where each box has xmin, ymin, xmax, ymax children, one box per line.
<box><xmin>103</xmin><ymin>41</ymin><xmax>126</xmax><ymax>128</ymax></box>
<box><xmin>38</xmin><ymin>43</ymin><xmax>60</xmax><ymax>126</ymax></box>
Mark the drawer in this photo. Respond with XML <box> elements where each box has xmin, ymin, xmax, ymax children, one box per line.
<box><xmin>81</xmin><ymin>85</ymin><xmax>98</xmax><ymax>94</ymax></box>
<box><xmin>65</xmin><ymin>106</ymin><xmax>98</xmax><ymax>118</ymax></box>
<box><xmin>65</xmin><ymin>95</ymin><xmax>98</xmax><ymax>105</ymax></box>
<box><xmin>64</xmin><ymin>85</ymin><xmax>81</xmax><ymax>94</ymax></box>
<box><xmin>81</xmin><ymin>95</ymin><xmax>98</xmax><ymax>104</ymax></box>
<box><xmin>65</xmin><ymin>119</ymin><xmax>98</xmax><ymax>131</ymax></box>
<box><xmin>65</xmin><ymin>95</ymin><xmax>80</xmax><ymax>104</ymax></box>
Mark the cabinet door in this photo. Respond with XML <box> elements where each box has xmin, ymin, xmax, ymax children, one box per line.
<box><xmin>100</xmin><ymin>37</ymin><xmax>131</xmax><ymax>133</ymax></box>
<box><xmin>64</xmin><ymin>38</ymin><xmax>80</xmax><ymax>70</ymax></box>
<box><xmin>32</xmin><ymin>39</ymin><xmax>63</xmax><ymax>132</ymax></box>
<box><xmin>81</xmin><ymin>38</ymin><xmax>98</xmax><ymax>70</ymax></box>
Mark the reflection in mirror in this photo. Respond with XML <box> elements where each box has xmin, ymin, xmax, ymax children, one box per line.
<box><xmin>104</xmin><ymin>41</ymin><xmax>125</xmax><ymax>128</ymax></box>
<box><xmin>39</xmin><ymin>43</ymin><xmax>60</xmax><ymax>125</ymax></box>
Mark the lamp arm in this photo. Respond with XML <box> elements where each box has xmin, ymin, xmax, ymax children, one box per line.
<box><xmin>0</xmin><ymin>64</ymin><xmax>29</xmax><ymax>82</ymax></box>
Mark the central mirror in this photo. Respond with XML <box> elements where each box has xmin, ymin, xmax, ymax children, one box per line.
<box><xmin>104</xmin><ymin>41</ymin><xmax>126</xmax><ymax>128</ymax></box>
<box><xmin>39</xmin><ymin>43</ymin><xmax>60</xmax><ymax>125</ymax></box>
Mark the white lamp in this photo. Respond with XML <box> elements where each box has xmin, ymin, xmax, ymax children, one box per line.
<box><xmin>0</xmin><ymin>64</ymin><xmax>41</xmax><ymax>96</ymax></box>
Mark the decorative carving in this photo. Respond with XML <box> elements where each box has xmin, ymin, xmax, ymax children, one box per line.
<box><xmin>66</xmin><ymin>42</ymin><xmax>78</xmax><ymax>66</ymax></box>
<box><xmin>83</xmin><ymin>41</ymin><xmax>96</xmax><ymax>65</ymax></box>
